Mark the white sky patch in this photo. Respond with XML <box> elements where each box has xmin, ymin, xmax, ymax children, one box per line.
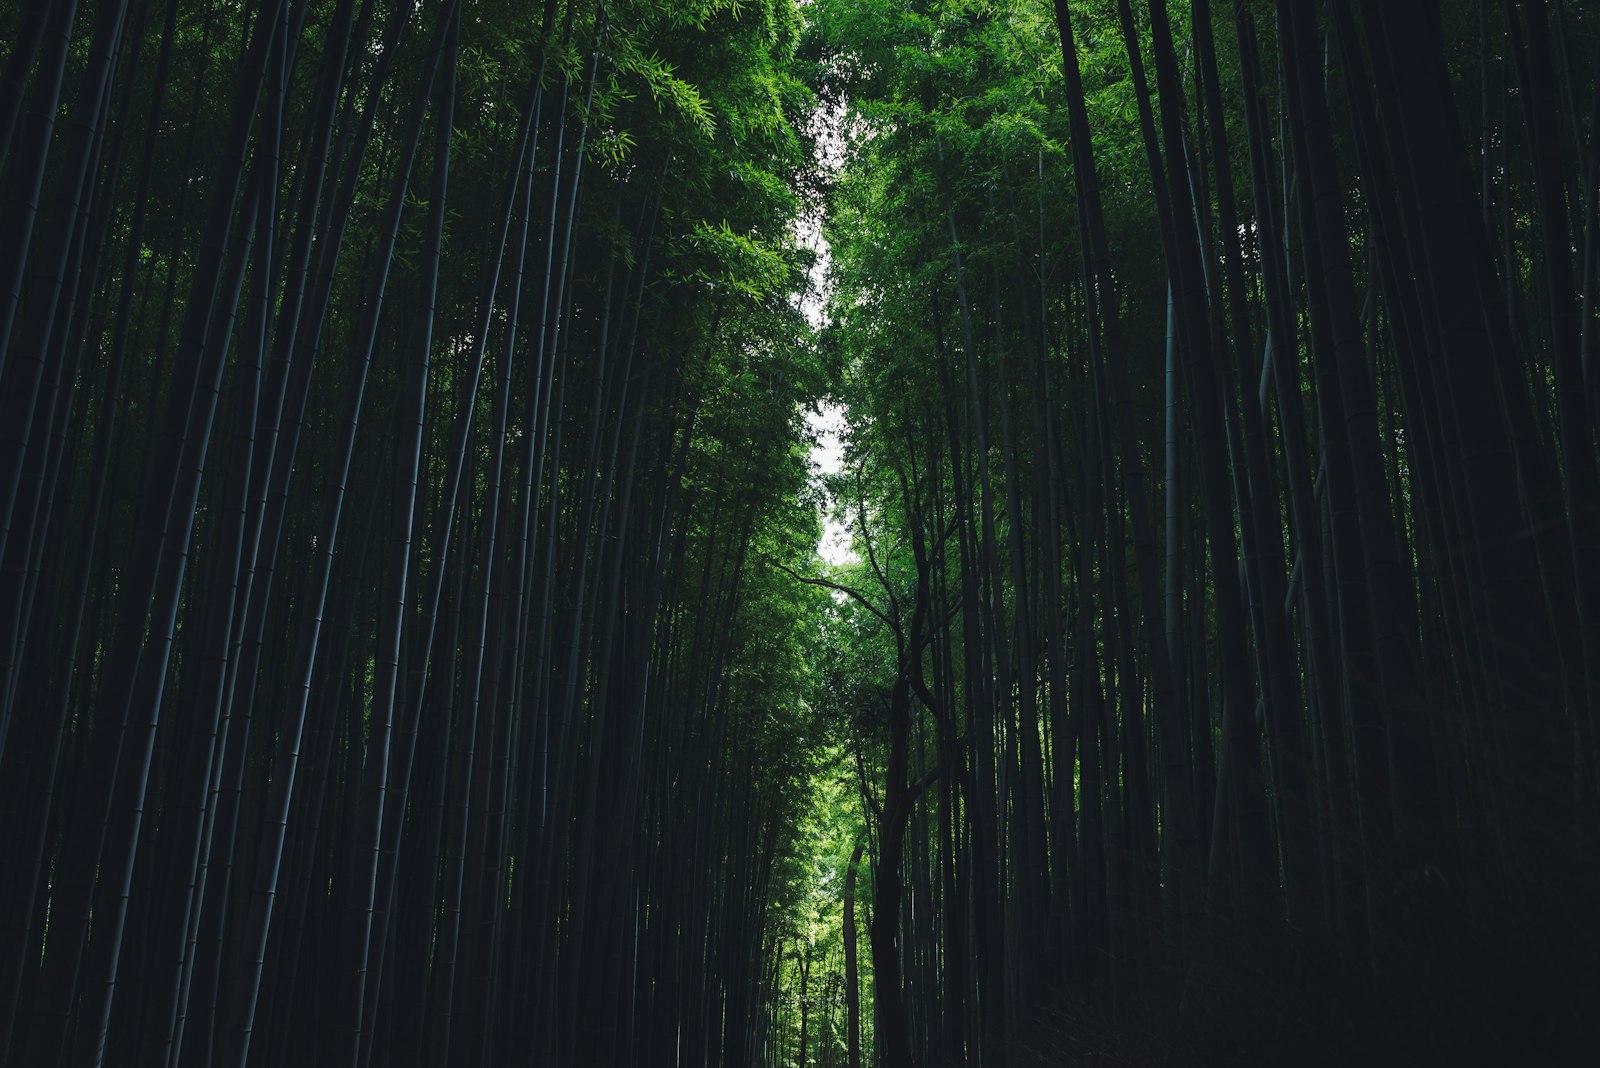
<box><xmin>796</xmin><ymin>93</ymin><xmax>844</xmax><ymax>330</ymax></box>
<box><xmin>797</xmin><ymin>88</ymin><xmax>855</xmax><ymax>571</ymax></box>
<box><xmin>797</xmin><ymin>217</ymin><xmax>831</xmax><ymax>330</ymax></box>
<box><xmin>807</xmin><ymin>403</ymin><xmax>857</xmax><ymax>568</ymax></box>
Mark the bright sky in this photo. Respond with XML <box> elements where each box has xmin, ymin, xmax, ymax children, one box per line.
<box><xmin>806</xmin><ymin>402</ymin><xmax>856</xmax><ymax>566</ymax></box>
<box><xmin>798</xmin><ymin>93</ymin><xmax>856</xmax><ymax>569</ymax></box>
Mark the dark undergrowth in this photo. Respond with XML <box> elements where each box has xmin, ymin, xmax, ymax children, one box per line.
<box><xmin>1005</xmin><ymin>843</ymin><xmax>1600</xmax><ymax>1066</ymax></box>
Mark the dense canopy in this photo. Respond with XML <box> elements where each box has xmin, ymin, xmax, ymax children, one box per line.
<box><xmin>0</xmin><ymin>0</ymin><xmax>1596</xmax><ymax>1064</ymax></box>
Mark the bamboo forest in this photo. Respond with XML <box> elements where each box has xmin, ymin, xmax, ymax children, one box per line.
<box><xmin>4</xmin><ymin>0</ymin><xmax>1600</xmax><ymax>1063</ymax></box>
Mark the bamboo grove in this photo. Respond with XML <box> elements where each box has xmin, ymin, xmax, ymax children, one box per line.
<box><xmin>0</xmin><ymin>0</ymin><xmax>834</xmax><ymax>1063</ymax></box>
<box><xmin>2</xmin><ymin>0</ymin><xmax>1598</xmax><ymax>1065</ymax></box>
<box><xmin>798</xmin><ymin>0</ymin><xmax>1599</xmax><ymax>1064</ymax></box>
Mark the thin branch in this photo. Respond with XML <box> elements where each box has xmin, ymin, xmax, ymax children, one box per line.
<box><xmin>853</xmin><ymin>734</ymin><xmax>884</xmax><ymax>821</ymax></box>
<box><xmin>909</xmin><ymin>672</ymin><xmax>949</xmax><ymax>730</ymax></box>
<box><xmin>886</xmin><ymin>762</ymin><xmax>945</xmax><ymax>823</ymax></box>
<box><xmin>906</xmin><ymin>763</ymin><xmax>943</xmax><ymax>805</ymax></box>
<box><xmin>772</xmin><ymin>560</ymin><xmax>897</xmax><ymax>631</ymax></box>
<box><xmin>855</xmin><ymin>459</ymin><xmax>900</xmax><ymax>621</ymax></box>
